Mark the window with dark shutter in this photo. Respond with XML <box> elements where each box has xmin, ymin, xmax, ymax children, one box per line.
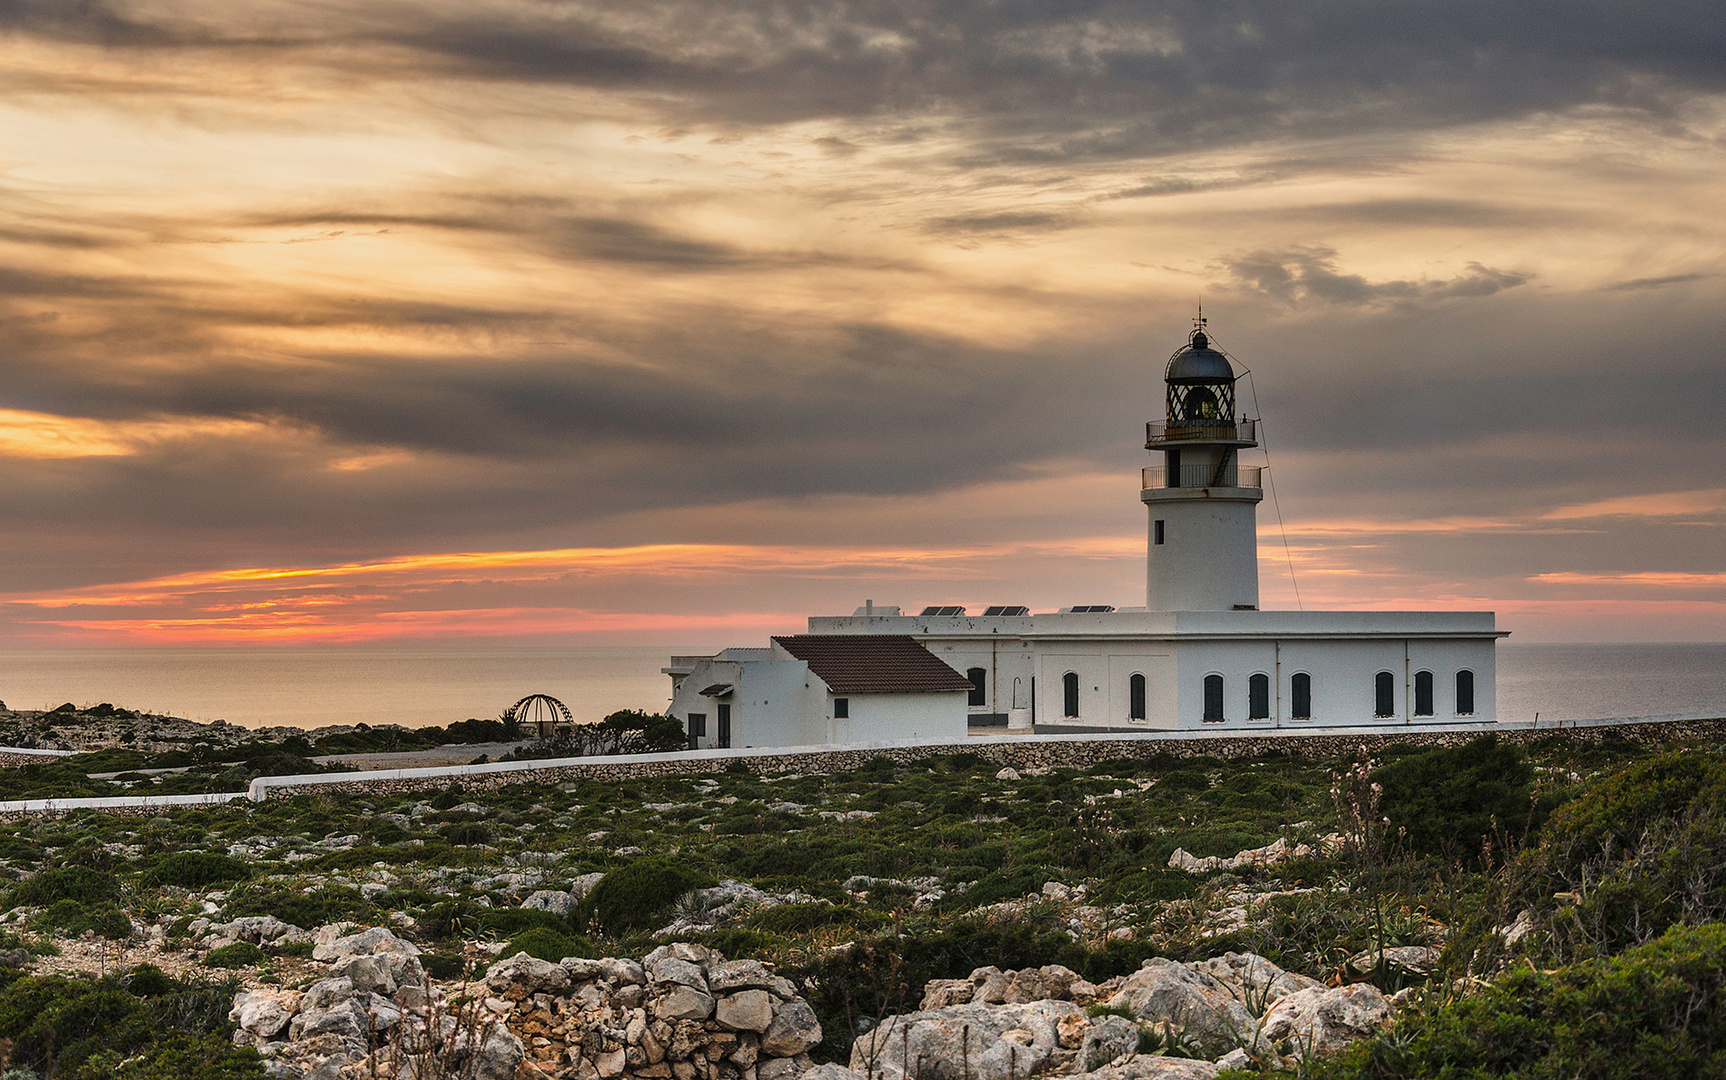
<box><xmin>1129</xmin><ymin>673</ymin><xmax>1146</xmax><ymax>720</ymax></box>
<box><xmin>1249</xmin><ymin>673</ymin><xmax>1270</xmax><ymax>719</ymax></box>
<box><xmin>1062</xmin><ymin>672</ymin><xmax>1080</xmax><ymax>717</ymax></box>
<box><xmin>967</xmin><ymin>667</ymin><xmax>987</xmax><ymax>707</ymax></box>
<box><xmin>1414</xmin><ymin>670</ymin><xmax>1434</xmax><ymax>716</ymax></box>
<box><xmin>1456</xmin><ymin>670</ymin><xmax>1475</xmax><ymax>715</ymax></box>
<box><xmin>1291</xmin><ymin>673</ymin><xmax>1311</xmax><ymax>720</ymax></box>
<box><xmin>1375</xmin><ymin>671</ymin><xmax>1395</xmax><ymax>718</ymax></box>
<box><xmin>1203</xmin><ymin>674</ymin><xmax>1224</xmax><ymax>721</ymax></box>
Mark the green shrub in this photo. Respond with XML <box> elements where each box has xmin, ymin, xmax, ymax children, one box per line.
<box><xmin>0</xmin><ymin>966</ymin><xmax>262</xmax><ymax>1079</ymax></box>
<box><xmin>222</xmin><ymin>883</ymin><xmax>371</xmax><ymax>929</ymax></box>
<box><xmin>143</xmin><ymin>852</ymin><xmax>252</xmax><ymax>889</ymax></box>
<box><xmin>1311</xmin><ymin>922</ymin><xmax>1726</xmax><ymax>1080</ymax></box>
<box><xmin>203</xmin><ymin>942</ymin><xmax>267</xmax><ymax>969</ymax></box>
<box><xmin>422</xmin><ymin>953</ymin><xmax>467</xmax><ymax>980</ymax></box>
<box><xmin>582</xmin><ymin>858</ymin><xmax>717</xmax><ymax>936</ymax></box>
<box><xmin>752</xmin><ymin>902</ymin><xmax>892</xmax><ymax>936</ymax></box>
<box><xmin>7</xmin><ymin>866</ymin><xmax>119</xmax><ymax>907</ymax></box>
<box><xmin>441</xmin><ymin>822</ymin><xmax>492</xmax><ymax>846</ymax></box>
<box><xmin>504</xmin><ymin>926</ymin><xmax>592</xmax><ymax>963</ymax></box>
<box><xmin>1374</xmin><ymin>734</ymin><xmax>1548</xmax><ymax>861</ymax></box>
<box><xmin>31</xmin><ymin>900</ymin><xmax>132</xmax><ymax>939</ymax></box>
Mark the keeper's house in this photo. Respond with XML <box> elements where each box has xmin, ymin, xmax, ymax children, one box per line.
<box><xmin>664</xmin><ymin>321</ymin><xmax>1504</xmax><ymax>747</ymax></box>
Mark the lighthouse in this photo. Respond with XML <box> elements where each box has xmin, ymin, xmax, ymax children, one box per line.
<box><xmin>1142</xmin><ymin>319</ymin><xmax>1264</xmax><ymax>611</ymax></box>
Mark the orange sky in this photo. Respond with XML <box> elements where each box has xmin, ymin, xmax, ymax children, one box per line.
<box><xmin>0</xmin><ymin>2</ymin><xmax>1722</xmax><ymax>646</ymax></box>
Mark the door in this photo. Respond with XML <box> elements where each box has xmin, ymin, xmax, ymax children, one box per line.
<box><xmin>717</xmin><ymin>703</ymin><xmax>732</xmax><ymax>748</ymax></box>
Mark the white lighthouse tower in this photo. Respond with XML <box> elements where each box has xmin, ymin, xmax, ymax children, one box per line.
<box><xmin>1142</xmin><ymin>319</ymin><xmax>1264</xmax><ymax>611</ymax></box>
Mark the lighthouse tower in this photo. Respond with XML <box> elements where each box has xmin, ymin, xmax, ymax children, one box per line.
<box><xmin>1142</xmin><ymin>319</ymin><xmax>1264</xmax><ymax>610</ymax></box>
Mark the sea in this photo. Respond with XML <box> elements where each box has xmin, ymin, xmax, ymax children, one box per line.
<box><xmin>0</xmin><ymin>642</ymin><xmax>1721</xmax><ymax>732</ymax></box>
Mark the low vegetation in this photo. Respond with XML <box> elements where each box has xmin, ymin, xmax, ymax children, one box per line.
<box><xmin>0</xmin><ymin>719</ymin><xmax>1719</xmax><ymax>1077</ymax></box>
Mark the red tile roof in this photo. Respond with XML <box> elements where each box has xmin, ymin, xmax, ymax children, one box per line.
<box><xmin>772</xmin><ymin>635</ymin><xmax>975</xmax><ymax>694</ymax></box>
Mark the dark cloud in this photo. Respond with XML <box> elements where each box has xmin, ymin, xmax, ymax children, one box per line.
<box><xmin>4</xmin><ymin>2</ymin><xmax>1722</xmax><ymax>160</ymax></box>
<box><xmin>923</xmin><ymin>210</ymin><xmax>1075</xmax><ymax>236</ymax></box>
<box><xmin>1603</xmin><ymin>272</ymin><xmax>1714</xmax><ymax>292</ymax></box>
<box><xmin>1222</xmin><ymin>246</ymin><xmax>1531</xmax><ymax>308</ymax></box>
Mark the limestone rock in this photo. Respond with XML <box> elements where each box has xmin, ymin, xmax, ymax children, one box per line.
<box><xmin>1106</xmin><ymin>959</ymin><xmax>1254</xmax><ymax>1061</ymax></box>
<box><xmin>654</xmin><ymin>985</ymin><xmax>716</xmax><ymax>1021</ymax></box>
<box><xmin>487</xmin><ymin>952</ymin><xmax>571</xmax><ymax>998</ymax></box>
<box><xmin>716</xmin><ymin>990</ymin><xmax>775</xmax><ymax>1032</ymax></box>
<box><xmin>710</xmin><ymin>959</ymin><xmax>791</xmax><ymax>996</ymax></box>
<box><xmin>311</xmin><ymin>924</ymin><xmax>420</xmax><ymax>963</ymax></box>
<box><xmin>570</xmin><ymin>871</ymin><xmax>606</xmax><ymax>900</ymax></box>
<box><xmin>761</xmin><ymin>999</ymin><xmax>822</xmax><ymax>1057</ymax></box>
<box><xmin>334</xmin><ymin>953</ymin><xmax>396</xmax><ymax>995</ymax></box>
<box><xmin>649</xmin><ymin>956</ymin><xmax>709</xmax><ymax>990</ymax></box>
<box><xmin>602</xmin><ymin>957</ymin><xmax>647</xmax><ymax>986</ymax></box>
<box><xmin>523</xmin><ymin>889</ymin><xmax>575</xmax><ymax>916</ymax></box>
<box><xmin>1079</xmin><ymin>1015</ymin><xmax>1140</xmax><ymax>1070</ymax></box>
<box><xmin>921</xmin><ymin>979</ymin><xmax>975</xmax><ymax>1010</ymax></box>
<box><xmin>1345</xmin><ymin>945</ymin><xmax>1438</xmax><ymax>977</ymax></box>
<box><xmin>1186</xmin><ymin>952</ymin><xmax>1322</xmax><ymax>1009</ymax></box>
<box><xmin>1259</xmin><ymin>982</ymin><xmax>1390</xmax><ymax>1057</ymax></box>
<box><xmin>1075</xmin><ymin>1056</ymin><xmax>1219</xmax><ymax>1080</ymax></box>
<box><xmin>230</xmin><ymin>987</ymin><xmax>303</xmax><ymax>1040</ymax></box>
<box><xmin>803</xmin><ymin>1065</ymin><xmax>866</xmax><ymax>1080</ymax></box>
<box><xmin>851</xmin><ymin>1000</ymin><xmax>1083</xmax><ymax>1080</ymax></box>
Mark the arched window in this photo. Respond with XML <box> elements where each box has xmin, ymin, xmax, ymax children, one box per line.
<box><xmin>966</xmin><ymin>667</ymin><xmax>987</xmax><ymax>708</ymax></box>
<box><xmin>1248</xmin><ymin>673</ymin><xmax>1270</xmax><ymax>719</ymax></box>
<box><xmin>1203</xmin><ymin>674</ymin><xmax>1224</xmax><ymax>721</ymax></box>
<box><xmin>1129</xmin><ymin>673</ymin><xmax>1147</xmax><ymax>720</ymax></box>
<box><xmin>1456</xmin><ymin>669</ymin><xmax>1475</xmax><ymax>716</ymax></box>
<box><xmin>1374</xmin><ymin>671</ymin><xmax>1396</xmax><ymax>718</ymax></box>
<box><xmin>1291</xmin><ymin>673</ymin><xmax>1312</xmax><ymax>720</ymax></box>
<box><xmin>1414</xmin><ymin>670</ymin><xmax>1434</xmax><ymax>716</ymax></box>
<box><xmin>1062</xmin><ymin>672</ymin><xmax>1080</xmax><ymax>717</ymax></box>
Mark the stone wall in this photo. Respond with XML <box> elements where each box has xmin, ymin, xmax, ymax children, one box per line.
<box><xmin>250</xmin><ymin>715</ymin><xmax>1726</xmax><ymax>801</ymax></box>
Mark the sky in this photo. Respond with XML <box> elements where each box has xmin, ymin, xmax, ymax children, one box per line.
<box><xmin>0</xmin><ymin>0</ymin><xmax>1722</xmax><ymax>648</ymax></box>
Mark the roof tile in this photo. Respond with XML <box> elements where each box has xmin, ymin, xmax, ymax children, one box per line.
<box><xmin>772</xmin><ymin>635</ymin><xmax>974</xmax><ymax>695</ymax></box>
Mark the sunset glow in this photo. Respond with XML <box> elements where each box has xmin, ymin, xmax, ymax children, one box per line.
<box><xmin>0</xmin><ymin>2</ymin><xmax>1720</xmax><ymax>647</ymax></box>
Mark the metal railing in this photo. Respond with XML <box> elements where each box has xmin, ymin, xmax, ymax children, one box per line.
<box><xmin>1146</xmin><ymin>418</ymin><xmax>1256</xmax><ymax>445</ymax></box>
<box><xmin>1143</xmin><ymin>463</ymin><xmax>1263</xmax><ymax>490</ymax></box>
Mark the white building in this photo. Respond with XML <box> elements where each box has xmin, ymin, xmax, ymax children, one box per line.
<box><xmin>664</xmin><ymin>635</ymin><xmax>974</xmax><ymax>749</ymax></box>
<box><xmin>666</xmin><ymin>321</ymin><xmax>1505</xmax><ymax>744</ymax></box>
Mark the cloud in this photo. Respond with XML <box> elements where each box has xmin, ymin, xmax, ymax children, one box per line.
<box><xmin>1603</xmin><ymin>272</ymin><xmax>1714</xmax><ymax>292</ymax></box>
<box><xmin>1222</xmin><ymin>246</ymin><xmax>1531</xmax><ymax>308</ymax></box>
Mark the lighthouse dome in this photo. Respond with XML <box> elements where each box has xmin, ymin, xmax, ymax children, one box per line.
<box><xmin>1164</xmin><ymin>330</ymin><xmax>1235</xmax><ymax>384</ymax></box>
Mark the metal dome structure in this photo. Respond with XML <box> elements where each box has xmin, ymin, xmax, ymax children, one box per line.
<box><xmin>510</xmin><ymin>693</ymin><xmax>572</xmax><ymax>739</ymax></box>
<box><xmin>1163</xmin><ymin>326</ymin><xmax>1238</xmax><ymax>429</ymax></box>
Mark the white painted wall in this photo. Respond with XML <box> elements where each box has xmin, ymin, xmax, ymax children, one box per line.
<box><xmin>830</xmin><ymin>691</ymin><xmax>968</xmax><ymax>743</ymax></box>
<box><xmin>1143</xmin><ymin>490</ymin><xmax>1262</xmax><ymax>611</ymax></box>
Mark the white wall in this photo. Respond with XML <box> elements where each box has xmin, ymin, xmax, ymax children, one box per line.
<box><xmin>830</xmin><ymin>691</ymin><xmax>968</xmax><ymax>743</ymax></box>
<box><xmin>1143</xmin><ymin>491</ymin><xmax>1262</xmax><ymax>611</ymax></box>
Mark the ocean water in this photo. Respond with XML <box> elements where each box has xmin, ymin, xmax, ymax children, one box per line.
<box><xmin>0</xmin><ymin>641</ymin><xmax>1721</xmax><ymax>732</ymax></box>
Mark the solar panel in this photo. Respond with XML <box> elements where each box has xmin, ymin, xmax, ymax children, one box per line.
<box><xmin>1068</xmin><ymin>605</ymin><xmax>1116</xmax><ymax>613</ymax></box>
<box><xmin>982</xmin><ymin>605</ymin><xmax>1030</xmax><ymax>616</ymax></box>
<box><xmin>918</xmin><ymin>605</ymin><xmax>966</xmax><ymax>616</ymax></box>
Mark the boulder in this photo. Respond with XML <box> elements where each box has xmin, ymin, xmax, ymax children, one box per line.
<box><xmin>522</xmin><ymin>889</ymin><xmax>575</xmax><ymax>916</ymax></box>
<box><xmin>230</xmin><ymin>987</ymin><xmax>303</xmax><ymax>1040</ymax></box>
<box><xmin>334</xmin><ymin>953</ymin><xmax>396</xmax><ymax>995</ymax></box>
<box><xmin>1106</xmin><ymin>959</ymin><xmax>1254</xmax><ymax>1061</ymax></box>
<box><xmin>716</xmin><ymin>989</ymin><xmax>775</xmax><ymax>1032</ymax></box>
<box><xmin>1345</xmin><ymin>945</ymin><xmax>1439</xmax><ymax>977</ymax></box>
<box><xmin>654</xmin><ymin>985</ymin><xmax>716</xmax><ymax>1021</ymax></box>
<box><xmin>311</xmin><ymin>924</ymin><xmax>420</xmax><ymax>963</ymax></box>
<box><xmin>1258</xmin><ymin>983</ymin><xmax>1390</xmax><ymax>1057</ymax></box>
<box><xmin>761</xmin><ymin>999</ymin><xmax>823</xmax><ymax>1056</ymax></box>
<box><xmin>486</xmin><ymin>952</ymin><xmax>571</xmax><ymax>998</ymax></box>
<box><xmin>921</xmin><ymin>979</ymin><xmax>975</xmax><ymax>1010</ymax></box>
<box><xmin>711</xmin><ymin>958</ymin><xmax>792</xmax><ymax>995</ymax></box>
<box><xmin>1077</xmin><ymin>1055</ymin><xmax>1220</xmax><ymax>1080</ymax></box>
<box><xmin>602</xmin><ymin>957</ymin><xmax>647</xmax><ymax>986</ymax></box>
<box><xmin>570</xmin><ymin>871</ymin><xmax>606</xmax><ymax>900</ymax></box>
<box><xmin>1079</xmin><ymin>1015</ymin><xmax>1141</xmax><ymax>1070</ymax></box>
<box><xmin>470</xmin><ymin>1021</ymin><xmax>526</xmax><ymax>1080</ymax></box>
<box><xmin>851</xmin><ymin>1000</ymin><xmax>1083</xmax><ymax>1080</ymax></box>
<box><xmin>1186</xmin><ymin>952</ymin><xmax>1322</xmax><ymax>1010</ymax></box>
<box><xmin>648</xmin><ymin>956</ymin><xmax>709</xmax><ymax>990</ymax></box>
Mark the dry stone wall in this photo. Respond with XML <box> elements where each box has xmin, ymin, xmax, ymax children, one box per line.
<box><xmin>245</xmin><ymin>715</ymin><xmax>1726</xmax><ymax>801</ymax></box>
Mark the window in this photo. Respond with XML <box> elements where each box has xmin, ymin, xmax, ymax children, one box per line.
<box><xmin>1203</xmin><ymin>674</ymin><xmax>1224</xmax><ymax>721</ymax></box>
<box><xmin>1129</xmin><ymin>673</ymin><xmax>1147</xmax><ymax>720</ymax></box>
<box><xmin>1249</xmin><ymin>673</ymin><xmax>1270</xmax><ymax>719</ymax></box>
<box><xmin>1456</xmin><ymin>669</ymin><xmax>1475</xmax><ymax>716</ymax></box>
<box><xmin>717</xmin><ymin>703</ymin><xmax>732</xmax><ymax>749</ymax></box>
<box><xmin>1291</xmin><ymin>673</ymin><xmax>1312</xmax><ymax>720</ymax></box>
<box><xmin>966</xmin><ymin>667</ymin><xmax>987</xmax><ymax>707</ymax></box>
<box><xmin>833</xmin><ymin>697</ymin><xmax>848</xmax><ymax>719</ymax></box>
<box><xmin>1154</xmin><ymin>519</ymin><xmax>1165</xmax><ymax>545</ymax></box>
<box><xmin>687</xmin><ymin>712</ymin><xmax>705</xmax><ymax>749</ymax></box>
<box><xmin>1414</xmin><ymin>670</ymin><xmax>1434</xmax><ymax>716</ymax></box>
<box><xmin>1374</xmin><ymin>671</ymin><xmax>1396</xmax><ymax>718</ymax></box>
<box><xmin>1062</xmin><ymin>672</ymin><xmax>1080</xmax><ymax>717</ymax></box>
